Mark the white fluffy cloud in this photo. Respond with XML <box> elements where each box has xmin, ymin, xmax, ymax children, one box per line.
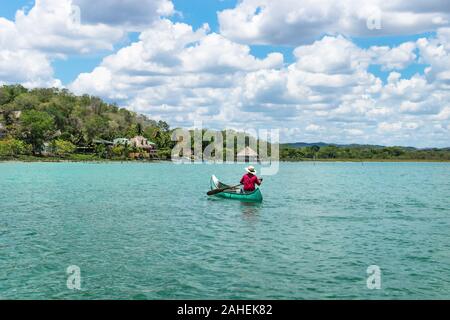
<box><xmin>0</xmin><ymin>0</ymin><xmax>135</xmax><ymax>87</ymax></box>
<box><xmin>293</xmin><ymin>36</ymin><xmax>371</xmax><ymax>74</ymax></box>
<box><xmin>240</xmin><ymin>36</ymin><xmax>381</xmax><ymax>112</ymax></box>
<box><xmin>70</xmin><ymin>19</ymin><xmax>284</xmax><ymax>108</ymax></box>
<box><xmin>369</xmin><ymin>42</ymin><xmax>417</xmax><ymax>70</ymax></box>
<box><xmin>70</xmin><ymin>25</ymin><xmax>450</xmax><ymax>147</ymax></box>
<box><xmin>0</xmin><ymin>49</ymin><xmax>61</xmax><ymax>88</ymax></box>
<box><xmin>0</xmin><ymin>0</ymin><xmax>173</xmax><ymax>87</ymax></box>
<box><xmin>218</xmin><ymin>0</ymin><xmax>450</xmax><ymax>45</ymax></box>
<box><xmin>418</xmin><ymin>28</ymin><xmax>450</xmax><ymax>85</ymax></box>
<box><xmin>3</xmin><ymin>0</ymin><xmax>124</xmax><ymax>55</ymax></box>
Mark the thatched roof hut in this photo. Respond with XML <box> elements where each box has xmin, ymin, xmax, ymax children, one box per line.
<box><xmin>237</xmin><ymin>146</ymin><xmax>259</xmax><ymax>163</ymax></box>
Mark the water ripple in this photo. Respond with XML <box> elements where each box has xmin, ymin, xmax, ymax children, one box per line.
<box><xmin>0</xmin><ymin>162</ymin><xmax>449</xmax><ymax>299</ymax></box>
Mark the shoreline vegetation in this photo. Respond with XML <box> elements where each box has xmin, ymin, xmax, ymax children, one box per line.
<box><xmin>1</xmin><ymin>157</ymin><xmax>449</xmax><ymax>163</ymax></box>
<box><xmin>279</xmin><ymin>145</ymin><xmax>450</xmax><ymax>162</ymax></box>
<box><xmin>1</xmin><ymin>85</ymin><xmax>450</xmax><ymax>163</ymax></box>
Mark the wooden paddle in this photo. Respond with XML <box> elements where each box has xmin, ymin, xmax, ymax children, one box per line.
<box><xmin>207</xmin><ymin>184</ymin><xmax>242</xmax><ymax>196</ymax></box>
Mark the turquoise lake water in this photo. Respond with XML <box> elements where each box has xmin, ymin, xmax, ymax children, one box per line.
<box><xmin>0</xmin><ymin>162</ymin><xmax>449</xmax><ymax>299</ymax></box>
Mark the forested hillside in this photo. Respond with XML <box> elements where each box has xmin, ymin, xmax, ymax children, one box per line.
<box><xmin>0</xmin><ymin>85</ymin><xmax>174</xmax><ymax>159</ymax></box>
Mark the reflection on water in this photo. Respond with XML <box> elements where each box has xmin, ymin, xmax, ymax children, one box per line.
<box><xmin>240</xmin><ymin>201</ymin><xmax>262</xmax><ymax>217</ymax></box>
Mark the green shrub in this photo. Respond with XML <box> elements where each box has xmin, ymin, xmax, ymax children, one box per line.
<box><xmin>0</xmin><ymin>138</ymin><xmax>31</xmax><ymax>158</ymax></box>
<box><xmin>111</xmin><ymin>145</ymin><xmax>125</xmax><ymax>158</ymax></box>
<box><xmin>52</xmin><ymin>139</ymin><xmax>76</xmax><ymax>157</ymax></box>
<box><xmin>157</xmin><ymin>149</ymin><xmax>172</xmax><ymax>160</ymax></box>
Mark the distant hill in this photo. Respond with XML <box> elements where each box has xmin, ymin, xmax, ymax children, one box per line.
<box><xmin>282</xmin><ymin>142</ymin><xmax>387</xmax><ymax>149</ymax></box>
<box><xmin>279</xmin><ymin>142</ymin><xmax>450</xmax><ymax>161</ymax></box>
<box><xmin>282</xmin><ymin>142</ymin><xmax>450</xmax><ymax>151</ymax></box>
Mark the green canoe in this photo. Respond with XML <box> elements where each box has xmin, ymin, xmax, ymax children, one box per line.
<box><xmin>210</xmin><ymin>175</ymin><xmax>263</xmax><ymax>202</ymax></box>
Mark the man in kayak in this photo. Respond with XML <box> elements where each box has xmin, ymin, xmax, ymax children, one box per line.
<box><xmin>240</xmin><ymin>166</ymin><xmax>263</xmax><ymax>193</ymax></box>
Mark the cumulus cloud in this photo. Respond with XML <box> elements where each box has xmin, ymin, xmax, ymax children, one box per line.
<box><xmin>305</xmin><ymin>124</ymin><xmax>324</xmax><ymax>132</ymax></box>
<box><xmin>0</xmin><ymin>49</ymin><xmax>61</xmax><ymax>88</ymax></box>
<box><xmin>257</xmin><ymin>36</ymin><xmax>380</xmax><ymax>107</ymax></box>
<box><xmin>1</xmin><ymin>0</ymin><xmax>172</xmax><ymax>87</ymax></box>
<box><xmin>0</xmin><ymin>0</ymin><xmax>140</xmax><ymax>87</ymax></box>
<box><xmin>293</xmin><ymin>36</ymin><xmax>371</xmax><ymax>74</ymax></box>
<box><xmin>70</xmin><ymin>19</ymin><xmax>283</xmax><ymax>101</ymax></box>
<box><xmin>377</xmin><ymin>121</ymin><xmax>403</xmax><ymax>133</ymax></box>
<box><xmin>417</xmin><ymin>28</ymin><xmax>450</xmax><ymax>84</ymax></box>
<box><xmin>70</xmin><ymin>26</ymin><xmax>450</xmax><ymax>147</ymax></box>
<box><xmin>369</xmin><ymin>42</ymin><xmax>417</xmax><ymax>70</ymax></box>
<box><xmin>2</xmin><ymin>0</ymin><xmax>125</xmax><ymax>55</ymax></box>
<box><xmin>218</xmin><ymin>0</ymin><xmax>450</xmax><ymax>45</ymax></box>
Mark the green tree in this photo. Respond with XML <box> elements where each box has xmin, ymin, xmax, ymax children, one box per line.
<box><xmin>0</xmin><ymin>85</ymin><xmax>27</xmax><ymax>106</ymax></box>
<box><xmin>143</xmin><ymin>125</ymin><xmax>173</xmax><ymax>149</ymax></box>
<box><xmin>111</xmin><ymin>145</ymin><xmax>126</xmax><ymax>158</ymax></box>
<box><xmin>52</xmin><ymin>139</ymin><xmax>76</xmax><ymax>157</ymax></box>
<box><xmin>136</xmin><ymin>122</ymin><xmax>143</xmax><ymax>135</ymax></box>
<box><xmin>83</xmin><ymin>115</ymin><xmax>109</xmax><ymax>142</ymax></box>
<box><xmin>318</xmin><ymin>146</ymin><xmax>337</xmax><ymax>159</ymax></box>
<box><xmin>95</xmin><ymin>144</ymin><xmax>108</xmax><ymax>158</ymax></box>
<box><xmin>0</xmin><ymin>138</ymin><xmax>31</xmax><ymax>158</ymax></box>
<box><xmin>20</xmin><ymin>110</ymin><xmax>55</xmax><ymax>154</ymax></box>
<box><xmin>12</xmin><ymin>93</ymin><xmax>41</xmax><ymax>111</ymax></box>
<box><xmin>157</xmin><ymin>148</ymin><xmax>172</xmax><ymax>160</ymax></box>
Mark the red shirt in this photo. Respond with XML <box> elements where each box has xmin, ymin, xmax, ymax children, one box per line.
<box><xmin>240</xmin><ymin>173</ymin><xmax>261</xmax><ymax>191</ymax></box>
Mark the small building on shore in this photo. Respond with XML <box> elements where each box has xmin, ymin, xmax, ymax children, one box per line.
<box><xmin>41</xmin><ymin>142</ymin><xmax>53</xmax><ymax>156</ymax></box>
<box><xmin>237</xmin><ymin>146</ymin><xmax>259</xmax><ymax>163</ymax></box>
<box><xmin>93</xmin><ymin>139</ymin><xmax>114</xmax><ymax>146</ymax></box>
<box><xmin>129</xmin><ymin>136</ymin><xmax>157</xmax><ymax>159</ymax></box>
<box><xmin>113</xmin><ymin>138</ymin><xmax>130</xmax><ymax>146</ymax></box>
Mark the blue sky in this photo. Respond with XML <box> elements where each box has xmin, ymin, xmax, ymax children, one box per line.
<box><xmin>353</xmin><ymin>32</ymin><xmax>434</xmax><ymax>82</ymax></box>
<box><xmin>170</xmin><ymin>0</ymin><xmax>237</xmax><ymax>32</ymax></box>
<box><xmin>1</xmin><ymin>0</ymin><xmax>450</xmax><ymax>147</ymax></box>
<box><xmin>1</xmin><ymin>0</ymin><xmax>32</xmax><ymax>19</ymax></box>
